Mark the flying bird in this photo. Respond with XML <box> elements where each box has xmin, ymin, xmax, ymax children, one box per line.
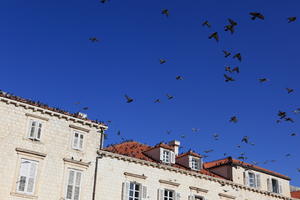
<box><xmin>204</xmin><ymin>149</ymin><xmax>214</xmax><ymax>153</ymax></box>
<box><xmin>124</xmin><ymin>95</ymin><xmax>134</xmax><ymax>103</ymax></box>
<box><xmin>161</xmin><ymin>9</ymin><xmax>169</xmax><ymax>17</ymax></box>
<box><xmin>166</xmin><ymin>94</ymin><xmax>174</xmax><ymax>100</ymax></box>
<box><xmin>100</xmin><ymin>0</ymin><xmax>109</xmax><ymax>3</ymax></box>
<box><xmin>288</xmin><ymin>17</ymin><xmax>297</xmax><ymax>23</ymax></box>
<box><xmin>228</xmin><ymin>18</ymin><xmax>238</xmax><ymax>26</ymax></box>
<box><xmin>285</xmin><ymin>117</ymin><xmax>294</xmax><ymax>123</ymax></box>
<box><xmin>233</xmin><ymin>53</ymin><xmax>242</xmax><ymax>62</ymax></box>
<box><xmin>278</xmin><ymin>111</ymin><xmax>286</xmax><ymax>119</ymax></box>
<box><xmin>202</xmin><ymin>20</ymin><xmax>211</xmax><ymax>28</ymax></box>
<box><xmin>290</xmin><ymin>133</ymin><xmax>297</xmax><ymax>137</ymax></box>
<box><xmin>259</xmin><ymin>78</ymin><xmax>269</xmax><ymax>83</ymax></box>
<box><xmin>154</xmin><ymin>99</ymin><xmax>161</xmax><ymax>103</ymax></box>
<box><xmin>176</xmin><ymin>76</ymin><xmax>183</xmax><ymax>80</ymax></box>
<box><xmin>89</xmin><ymin>37</ymin><xmax>99</xmax><ymax>42</ymax></box>
<box><xmin>224</xmin><ymin>25</ymin><xmax>235</xmax><ymax>34</ymax></box>
<box><xmin>159</xmin><ymin>59</ymin><xmax>166</xmax><ymax>64</ymax></box>
<box><xmin>241</xmin><ymin>136</ymin><xmax>249</xmax><ymax>144</ymax></box>
<box><xmin>223</xmin><ymin>50</ymin><xmax>231</xmax><ymax>58</ymax></box>
<box><xmin>213</xmin><ymin>134</ymin><xmax>219</xmax><ymax>140</ymax></box>
<box><xmin>286</xmin><ymin>88</ymin><xmax>294</xmax><ymax>94</ymax></box>
<box><xmin>224</xmin><ymin>74</ymin><xmax>235</xmax><ymax>82</ymax></box>
<box><xmin>249</xmin><ymin>12</ymin><xmax>265</xmax><ymax>20</ymax></box>
<box><xmin>208</xmin><ymin>32</ymin><xmax>219</xmax><ymax>42</ymax></box>
<box><xmin>192</xmin><ymin>128</ymin><xmax>200</xmax><ymax>133</ymax></box>
<box><xmin>230</xmin><ymin>116</ymin><xmax>238</xmax><ymax>123</ymax></box>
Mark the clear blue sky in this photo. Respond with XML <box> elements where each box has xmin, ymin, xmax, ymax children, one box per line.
<box><xmin>1</xmin><ymin>0</ymin><xmax>300</xmax><ymax>185</ymax></box>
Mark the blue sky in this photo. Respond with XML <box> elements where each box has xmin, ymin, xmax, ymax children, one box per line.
<box><xmin>1</xmin><ymin>0</ymin><xmax>300</xmax><ymax>185</ymax></box>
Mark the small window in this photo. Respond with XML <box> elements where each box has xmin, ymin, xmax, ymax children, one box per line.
<box><xmin>129</xmin><ymin>182</ymin><xmax>141</xmax><ymax>200</ymax></box>
<box><xmin>162</xmin><ymin>150</ymin><xmax>171</xmax><ymax>163</ymax></box>
<box><xmin>17</xmin><ymin>159</ymin><xmax>38</xmax><ymax>195</ymax></box>
<box><xmin>248</xmin><ymin>172</ymin><xmax>256</xmax><ymax>187</ymax></box>
<box><xmin>72</xmin><ymin>132</ymin><xmax>84</xmax><ymax>150</ymax></box>
<box><xmin>66</xmin><ymin>169</ymin><xmax>82</xmax><ymax>200</ymax></box>
<box><xmin>28</xmin><ymin>120</ymin><xmax>42</xmax><ymax>141</ymax></box>
<box><xmin>272</xmin><ymin>179</ymin><xmax>279</xmax><ymax>193</ymax></box>
<box><xmin>195</xmin><ymin>196</ymin><xmax>204</xmax><ymax>200</ymax></box>
<box><xmin>164</xmin><ymin>189</ymin><xmax>174</xmax><ymax>200</ymax></box>
<box><xmin>191</xmin><ymin>157</ymin><xmax>200</xmax><ymax>170</ymax></box>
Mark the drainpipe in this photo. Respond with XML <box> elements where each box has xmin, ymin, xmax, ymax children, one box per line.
<box><xmin>92</xmin><ymin>129</ymin><xmax>105</xmax><ymax>200</ymax></box>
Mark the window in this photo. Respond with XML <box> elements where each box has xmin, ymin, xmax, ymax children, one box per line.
<box><xmin>162</xmin><ymin>150</ymin><xmax>171</xmax><ymax>163</ymax></box>
<box><xmin>248</xmin><ymin>172</ymin><xmax>256</xmax><ymax>187</ymax></box>
<box><xmin>195</xmin><ymin>196</ymin><xmax>204</xmax><ymax>200</ymax></box>
<box><xmin>244</xmin><ymin>171</ymin><xmax>260</xmax><ymax>188</ymax></box>
<box><xmin>17</xmin><ymin>159</ymin><xmax>38</xmax><ymax>195</ymax></box>
<box><xmin>122</xmin><ymin>181</ymin><xmax>147</xmax><ymax>200</ymax></box>
<box><xmin>190</xmin><ymin>157</ymin><xmax>201</xmax><ymax>170</ymax></box>
<box><xmin>72</xmin><ymin>132</ymin><xmax>84</xmax><ymax>150</ymax></box>
<box><xmin>164</xmin><ymin>189</ymin><xmax>174</xmax><ymax>200</ymax></box>
<box><xmin>268</xmin><ymin>178</ymin><xmax>282</xmax><ymax>194</ymax></box>
<box><xmin>66</xmin><ymin>169</ymin><xmax>82</xmax><ymax>200</ymax></box>
<box><xmin>129</xmin><ymin>182</ymin><xmax>140</xmax><ymax>200</ymax></box>
<box><xmin>28</xmin><ymin>120</ymin><xmax>42</xmax><ymax>141</ymax></box>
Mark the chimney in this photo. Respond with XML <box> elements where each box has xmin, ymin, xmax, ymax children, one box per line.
<box><xmin>168</xmin><ymin>140</ymin><xmax>180</xmax><ymax>156</ymax></box>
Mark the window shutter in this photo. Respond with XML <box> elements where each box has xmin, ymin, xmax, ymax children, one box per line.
<box><xmin>279</xmin><ymin>181</ymin><xmax>283</xmax><ymax>194</ymax></box>
<box><xmin>66</xmin><ymin>170</ymin><xmax>75</xmax><ymax>199</ymax></box>
<box><xmin>243</xmin><ymin>172</ymin><xmax>249</xmax><ymax>186</ymax></box>
<box><xmin>189</xmin><ymin>156</ymin><xmax>193</xmax><ymax>169</ymax></box>
<box><xmin>141</xmin><ymin>185</ymin><xmax>147</xmax><ymax>199</ymax></box>
<box><xmin>79</xmin><ymin>134</ymin><xmax>84</xmax><ymax>149</ymax></box>
<box><xmin>29</xmin><ymin>121</ymin><xmax>36</xmax><ymax>138</ymax></box>
<box><xmin>36</xmin><ymin>123</ymin><xmax>42</xmax><ymax>140</ymax></box>
<box><xmin>122</xmin><ymin>182</ymin><xmax>130</xmax><ymax>200</ymax></box>
<box><xmin>74</xmin><ymin>171</ymin><xmax>82</xmax><ymax>200</ymax></box>
<box><xmin>175</xmin><ymin>192</ymin><xmax>181</xmax><ymax>200</ymax></box>
<box><xmin>256</xmin><ymin>174</ymin><xmax>261</xmax><ymax>188</ymax></box>
<box><xmin>73</xmin><ymin>133</ymin><xmax>79</xmax><ymax>149</ymax></box>
<box><xmin>170</xmin><ymin>151</ymin><xmax>175</xmax><ymax>164</ymax></box>
<box><xmin>18</xmin><ymin>160</ymin><xmax>30</xmax><ymax>192</ymax></box>
<box><xmin>267</xmin><ymin>178</ymin><xmax>272</xmax><ymax>192</ymax></box>
<box><xmin>158</xmin><ymin>189</ymin><xmax>164</xmax><ymax>200</ymax></box>
<box><xmin>160</xmin><ymin>148</ymin><xmax>163</xmax><ymax>161</ymax></box>
<box><xmin>26</xmin><ymin>161</ymin><xmax>37</xmax><ymax>193</ymax></box>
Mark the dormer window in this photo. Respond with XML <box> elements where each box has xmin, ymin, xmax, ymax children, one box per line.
<box><xmin>191</xmin><ymin>157</ymin><xmax>200</xmax><ymax>170</ymax></box>
<box><xmin>159</xmin><ymin>148</ymin><xmax>175</xmax><ymax>164</ymax></box>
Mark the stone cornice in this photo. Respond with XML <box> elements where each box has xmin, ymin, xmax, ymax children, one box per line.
<box><xmin>0</xmin><ymin>97</ymin><xmax>107</xmax><ymax>130</ymax></box>
<box><xmin>218</xmin><ymin>193</ymin><xmax>236</xmax><ymax>199</ymax></box>
<box><xmin>124</xmin><ymin>172</ymin><xmax>147</xmax><ymax>179</ymax></box>
<box><xmin>159</xmin><ymin>179</ymin><xmax>180</xmax><ymax>187</ymax></box>
<box><xmin>97</xmin><ymin>150</ymin><xmax>293</xmax><ymax>200</ymax></box>
<box><xmin>25</xmin><ymin>113</ymin><xmax>49</xmax><ymax>121</ymax></box>
<box><xmin>63</xmin><ymin>158</ymin><xmax>90</xmax><ymax>168</ymax></box>
<box><xmin>16</xmin><ymin>148</ymin><xmax>47</xmax><ymax>158</ymax></box>
<box><xmin>69</xmin><ymin>124</ymin><xmax>90</xmax><ymax>133</ymax></box>
<box><xmin>189</xmin><ymin>186</ymin><xmax>208</xmax><ymax>193</ymax></box>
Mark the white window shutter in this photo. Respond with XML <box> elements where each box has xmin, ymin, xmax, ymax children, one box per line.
<box><xmin>279</xmin><ymin>181</ymin><xmax>283</xmax><ymax>194</ymax></box>
<box><xmin>175</xmin><ymin>192</ymin><xmax>181</xmax><ymax>200</ymax></box>
<box><xmin>170</xmin><ymin>151</ymin><xmax>175</xmax><ymax>164</ymax></box>
<box><xmin>267</xmin><ymin>178</ymin><xmax>272</xmax><ymax>192</ymax></box>
<box><xmin>160</xmin><ymin>148</ymin><xmax>163</xmax><ymax>161</ymax></box>
<box><xmin>158</xmin><ymin>189</ymin><xmax>164</xmax><ymax>200</ymax></box>
<box><xmin>243</xmin><ymin>172</ymin><xmax>249</xmax><ymax>186</ymax></box>
<box><xmin>142</xmin><ymin>185</ymin><xmax>147</xmax><ymax>199</ymax></box>
<box><xmin>36</xmin><ymin>123</ymin><xmax>42</xmax><ymax>140</ymax></box>
<box><xmin>256</xmin><ymin>174</ymin><xmax>261</xmax><ymax>188</ymax></box>
<box><xmin>79</xmin><ymin>134</ymin><xmax>84</xmax><ymax>149</ymax></box>
<box><xmin>74</xmin><ymin>172</ymin><xmax>82</xmax><ymax>200</ymax></box>
<box><xmin>73</xmin><ymin>133</ymin><xmax>79</xmax><ymax>149</ymax></box>
<box><xmin>122</xmin><ymin>182</ymin><xmax>130</xmax><ymax>200</ymax></box>
<box><xmin>189</xmin><ymin>156</ymin><xmax>193</xmax><ymax>168</ymax></box>
<box><xmin>18</xmin><ymin>160</ymin><xmax>30</xmax><ymax>192</ymax></box>
<box><xmin>26</xmin><ymin>162</ymin><xmax>37</xmax><ymax>193</ymax></box>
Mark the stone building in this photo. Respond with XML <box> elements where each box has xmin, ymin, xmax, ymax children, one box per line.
<box><xmin>95</xmin><ymin>141</ymin><xmax>295</xmax><ymax>200</ymax></box>
<box><xmin>0</xmin><ymin>92</ymin><xmax>107</xmax><ymax>200</ymax></box>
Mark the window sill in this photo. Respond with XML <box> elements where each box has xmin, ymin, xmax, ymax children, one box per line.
<box><xmin>10</xmin><ymin>192</ymin><xmax>38</xmax><ymax>199</ymax></box>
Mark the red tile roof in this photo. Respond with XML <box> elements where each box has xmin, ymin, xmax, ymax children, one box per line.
<box><xmin>0</xmin><ymin>91</ymin><xmax>106</xmax><ymax>126</ymax></box>
<box><xmin>291</xmin><ymin>191</ymin><xmax>300</xmax><ymax>199</ymax></box>
<box><xmin>204</xmin><ymin>157</ymin><xmax>290</xmax><ymax>180</ymax></box>
<box><xmin>177</xmin><ymin>150</ymin><xmax>202</xmax><ymax>158</ymax></box>
<box><xmin>104</xmin><ymin>141</ymin><xmax>223</xmax><ymax>178</ymax></box>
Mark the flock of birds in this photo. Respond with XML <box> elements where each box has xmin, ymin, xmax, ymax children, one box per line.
<box><xmin>85</xmin><ymin>1</ymin><xmax>300</xmax><ymax>174</ymax></box>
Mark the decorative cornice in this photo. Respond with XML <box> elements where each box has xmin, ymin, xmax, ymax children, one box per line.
<box><xmin>69</xmin><ymin>125</ymin><xmax>90</xmax><ymax>133</ymax></box>
<box><xmin>124</xmin><ymin>172</ymin><xmax>147</xmax><ymax>179</ymax></box>
<box><xmin>63</xmin><ymin>158</ymin><xmax>90</xmax><ymax>168</ymax></box>
<box><xmin>97</xmin><ymin>150</ymin><xmax>293</xmax><ymax>200</ymax></box>
<box><xmin>0</xmin><ymin>97</ymin><xmax>107</xmax><ymax>130</ymax></box>
<box><xmin>25</xmin><ymin>113</ymin><xmax>49</xmax><ymax>121</ymax></box>
<box><xmin>159</xmin><ymin>180</ymin><xmax>180</xmax><ymax>187</ymax></box>
<box><xmin>218</xmin><ymin>193</ymin><xmax>236</xmax><ymax>199</ymax></box>
<box><xmin>16</xmin><ymin>148</ymin><xmax>47</xmax><ymax>158</ymax></box>
<box><xmin>189</xmin><ymin>186</ymin><xmax>208</xmax><ymax>193</ymax></box>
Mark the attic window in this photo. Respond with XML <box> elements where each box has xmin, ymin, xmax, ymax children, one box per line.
<box><xmin>162</xmin><ymin>150</ymin><xmax>171</xmax><ymax>163</ymax></box>
<box><xmin>190</xmin><ymin>157</ymin><xmax>201</xmax><ymax>171</ymax></box>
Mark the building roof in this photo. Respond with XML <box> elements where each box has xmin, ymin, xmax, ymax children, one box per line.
<box><xmin>177</xmin><ymin>150</ymin><xmax>202</xmax><ymax>158</ymax></box>
<box><xmin>204</xmin><ymin>157</ymin><xmax>290</xmax><ymax>180</ymax></box>
<box><xmin>291</xmin><ymin>191</ymin><xmax>300</xmax><ymax>199</ymax></box>
<box><xmin>104</xmin><ymin>141</ymin><xmax>222</xmax><ymax>178</ymax></box>
<box><xmin>0</xmin><ymin>90</ymin><xmax>106</xmax><ymax>127</ymax></box>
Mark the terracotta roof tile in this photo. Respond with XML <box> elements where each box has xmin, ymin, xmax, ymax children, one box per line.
<box><xmin>291</xmin><ymin>191</ymin><xmax>300</xmax><ymax>199</ymax></box>
<box><xmin>104</xmin><ymin>141</ymin><xmax>223</xmax><ymax>179</ymax></box>
<box><xmin>177</xmin><ymin>151</ymin><xmax>202</xmax><ymax>158</ymax></box>
<box><xmin>204</xmin><ymin>157</ymin><xmax>290</xmax><ymax>180</ymax></box>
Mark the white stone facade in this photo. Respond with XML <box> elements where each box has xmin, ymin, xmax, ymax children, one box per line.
<box><xmin>0</xmin><ymin>96</ymin><xmax>106</xmax><ymax>200</ymax></box>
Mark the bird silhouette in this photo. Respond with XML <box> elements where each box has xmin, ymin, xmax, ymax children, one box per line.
<box><xmin>290</xmin><ymin>133</ymin><xmax>297</xmax><ymax>137</ymax></box>
<box><xmin>223</xmin><ymin>50</ymin><xmax>231</xmax><ymax>58</ymax></box>
<box><xmin>286</xmin><ymin>88</ymin><xmax>294</xmax><ymax>94</ymax></box>
<box><xmin>176</xmin><ymin>76</ymin><xmax>183</xmax><ymax>80</ymax></box>
<box><xmin>250</xmin><ymin>12</ymin><xmax>265</xmax><ymax>20</ymax></box>
<box><xmin>224</xmin><ymin>74</ymin><xmax>235</xmax><ymax>82</ymax></box>
<box><xmin>288</xmin><ymin>17</ymin><xmax>297</xmax><ymax>23</ymax></box>
<box><xmin>224</xmin><ymin>25</ymin><xmax>235</xmax><ymax>34</ymax></box>
<box><xmin>259</xmin><ymin>78</ymin><xmax>269</xmax><ymax>83</ymax></box>
<box><xmin>100</xmin><ymin>0</ymin><xmax>109</xmax><ymax>3</ymax></box>
<box><xmin>204</xmin><ymin>149</ymin><xmax>214</xmax><ymax>153</ymax></box>
<box><xmin>89</xmin><ymin>37</ymin><xmax>99</xmax><ymax>42</ymax></box>
<box><xmin>124</xmin><ymin>95</ymin><xmax>134</xmax><ymax>103</ymax></box>
<box><xmin>208</xmin><ymin>32</ymin><xmax>219</xmax><ymax>42</ymax></box>
<box><xmin>192</xmin><ymin>128</ymin><xmax>200</xmax><ymax>132</ymax></box>
<box><xmin>154</xmin><ymin>99</ymin><xmax>161</xmax><ymax>103</ymax></box>
<box><xmin>233</xmin><ymin>53</ymin><xmax>242</xmax><ymax>62</ymax></box>
<box><xmin>202</xmin><ymin>20</ymin><xmax>211</xmax><ymax>28</ymax></box>
<box><xmin>228</xmin><ymin>18</ymin><xmax>238</xmax><ymax>26</ymax></box>
<box><xmin>161</xmin><ymin>9</ymin><xmax>169</xmax><ymax>17</ymax></box>
<box><xmin>230</xmin><ymin>116</ymin><xmax>238</xmax><ymax>123</ymax></box>
<box><xmin>241</xmin><ymin>136</ymin><xmax>249</xmax><ymax>144</ymax></box>
<box><xmin>166</xmin><ymin>94</ymin><xmax>174</xmax><ymax>100</ymax></box>
<box><xmin>159</xmin><ymin>59</ymin><xmax>166</xmax><ymax>64</ymax></box>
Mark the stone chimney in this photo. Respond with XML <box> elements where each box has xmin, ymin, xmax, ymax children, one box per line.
<box><xmin>168</xmin><ymin>140</ymin><xmax>180</xmax><ymax>156</ymax></box>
